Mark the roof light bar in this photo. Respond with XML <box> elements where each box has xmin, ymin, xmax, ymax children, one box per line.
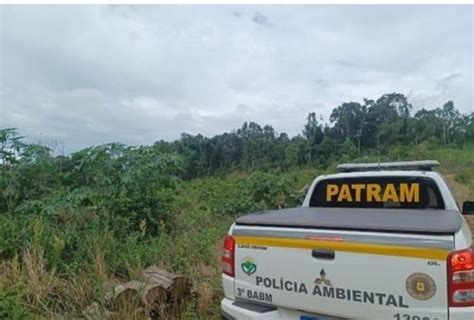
<box><xmin>336</xmin><ymin>160</ymin><xmax>440</xmax><ymax>173</ymax></box>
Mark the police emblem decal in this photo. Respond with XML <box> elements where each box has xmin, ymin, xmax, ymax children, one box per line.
<box><xmin>241</xmin><ymin>257</ymin><xmax>257</xmax><ymax>276</ymax></box>
<box><xmin>405</xmin><ymin>273</ymin><xmax>437</xmax><ymax>300</ymax></box>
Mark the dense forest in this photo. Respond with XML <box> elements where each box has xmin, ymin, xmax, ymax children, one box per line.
<box><xmin>0</xmin><ymin>92</ymin><xmax>473</xmax><ymax>319</ymax></box>
<box><xmin>156</xmin><ymin>93</ymin><xmax>474</xmax><ymax>177</ymax></box>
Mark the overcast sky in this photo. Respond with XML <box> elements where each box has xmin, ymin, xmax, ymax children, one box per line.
<box><xmin>1</xmin><ymin>5</ymin><xmax>473</xmax><ymax>153</ymax></box>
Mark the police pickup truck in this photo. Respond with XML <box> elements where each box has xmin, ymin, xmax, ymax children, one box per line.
<box><xmin>221</xmin><ymin>161</ymin><xmax>474</xmax><ymax>320</ymax></box>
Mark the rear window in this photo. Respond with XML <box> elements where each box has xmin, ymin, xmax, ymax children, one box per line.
<box><xmin>309</xmin><ymin>176</ymin><xmax>444</xmax><ymax>209</ymax></box>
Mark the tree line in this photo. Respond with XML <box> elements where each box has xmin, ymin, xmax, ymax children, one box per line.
<box><xmin>1</xmin><ymin>92</ymin><xmax>473</xmax><ymax>220</ymax></box>
<box><xmin>155</xmin><ymin>93</ymin><xmax>473</xmax><ymax>177</ymax></box>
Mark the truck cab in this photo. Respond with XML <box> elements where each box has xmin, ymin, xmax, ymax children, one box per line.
<box><xmin>221</xmin><ymin>161</ymin><xmax>474</xmax><ymax>320</ymax></box>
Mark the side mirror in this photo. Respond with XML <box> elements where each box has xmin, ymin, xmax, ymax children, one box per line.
<box><xmin>462</xmin><ymin>201</ymin><xmax>474</xmax><ymax>215</ymax></box>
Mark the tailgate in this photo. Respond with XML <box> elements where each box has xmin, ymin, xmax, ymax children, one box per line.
<box><xmin>233</xmin><ymin>226</ymin><xmax>453</xmax><ymax>320</ymax></box>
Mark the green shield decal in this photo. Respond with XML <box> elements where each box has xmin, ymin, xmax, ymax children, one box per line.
<box><xmin>241</xmin><ymin>259</ymin><xmax>257</xmax><ymax>276</ymax></box>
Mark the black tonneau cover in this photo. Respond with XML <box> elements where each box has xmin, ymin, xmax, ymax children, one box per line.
<box><xmin>235</xmin><ymin>207</ymin><xmax>462</xmax><ymax>235</ymax></box>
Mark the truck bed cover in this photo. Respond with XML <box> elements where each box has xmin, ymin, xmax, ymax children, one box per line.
<box><xmin>235</xmin><ymin>207</ymin><xmax>462</xmax><ymax>235</ymax></box>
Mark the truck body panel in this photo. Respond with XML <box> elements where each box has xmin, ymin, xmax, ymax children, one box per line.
<box><xmin>233</xmin><ymin>225</ymin><xmax>452</xmax><ymax>319</ymax></box>
<box><xmin>222</xmin><ymin>167</ymin><xmax>473</xmax><ymax>319</ymax></box>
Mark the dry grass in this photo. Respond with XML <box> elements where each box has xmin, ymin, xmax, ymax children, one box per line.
<box><xmin>0</xmin><ymin>238</ymin><xmax>213</xmax><ymax>319</ymax></box>
<box><xmin>22</xmin><ymin>247</ymin><xmax>58</xmax><ymax>313</ymax></box>
<box><xmin>442</xmin><ymin>172</ymin><xmax>474</xmax><ymax>244</ymax></box>
<box><xmin>93</xmin><ymin>246</ymin><xmax>108</xmax><ymax>283</ymax></box>
<box><xmin>195</xmin><ymin>281</ymin><xmax>214</xmax><ymax>316</ymax></box>
<box><xmin>181</xmin><ymin>242</ymin><xmax>223</xmax><ymax>319</ymax></box>
<box><xmin>443</xmin><ymin>173</ymin><xmax>473</xmax><ymax>206</ymax></box>
<box><xmin>0</xmin><ymin>245</ymin><xmax>124</xmax><ymax>319</ymax></box>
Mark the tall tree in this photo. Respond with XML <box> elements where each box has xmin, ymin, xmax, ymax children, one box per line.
<box><xmin>329</xmin><ymin>102</ymin><xmax>367</xmax><ymax>154</ymax></box>
<box><xmin>302</xmin><ymin>113</ymin><xmax>324</xmax><ymax>164</ymax></box>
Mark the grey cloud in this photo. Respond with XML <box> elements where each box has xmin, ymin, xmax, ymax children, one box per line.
<box><xmin>314</xmin><ymin>79</ymin><xmax>330</xmax><ymax>88</ymax></box>
<box><xmin>436</xmin><ymin>72</ymin><xmax>463</xmax><ymax>92</ymax></box>
<box><xmin>0</xmin><ymin>5</ymin><xmax>472</xmax><ymax>152</ymax></box>
<box><xmin>252</xmin><ymin>12</ymin><xmax>270</xmax><ymax>26</ymax></box>
<box><xmin>232</xmin><ymin>11</ymin><xmax>242</xmax><ymax>18</ymax></box>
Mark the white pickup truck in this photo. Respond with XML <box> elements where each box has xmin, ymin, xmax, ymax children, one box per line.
<box><xmin>221</xmin><ymin>161</ymin><xmax>474</xmax><ymax>320</ymax></box>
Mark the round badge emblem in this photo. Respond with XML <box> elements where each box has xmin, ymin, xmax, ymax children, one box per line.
<box><xmin>405</xmin><ymin>273</ymin><xmax>437</xmax><ymax>300</ymax></box>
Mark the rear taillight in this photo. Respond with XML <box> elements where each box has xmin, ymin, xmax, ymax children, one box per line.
<box><xmin>222</xmin><ymin>235</ymin><xmax>235</xmax><ymax>277</ymax></box>
<box><xmin>448</xmin><ymin>248</ymin><xmax>474</xmax><ymax>307</ymax></box>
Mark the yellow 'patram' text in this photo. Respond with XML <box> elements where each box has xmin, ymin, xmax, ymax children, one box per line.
<box><xmin>326</xmin><ymin>183</ymin><xmax>419</xmax><ymax>203</ymax></box>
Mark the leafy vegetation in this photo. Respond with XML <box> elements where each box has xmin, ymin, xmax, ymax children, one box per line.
<box><xmin>0</xmin><ymin>93</ymin><xmax>473</xmax><ymax>319</ymax></box>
